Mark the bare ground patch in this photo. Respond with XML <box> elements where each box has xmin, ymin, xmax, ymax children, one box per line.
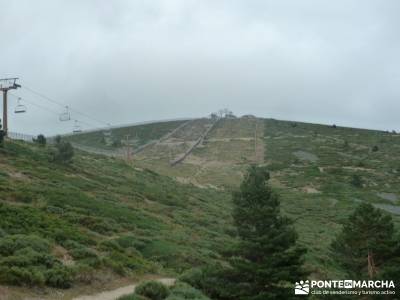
<box><xmin>302</xmin><ymin>186</ymin><xmax>321</xmax><ymax>194</ymax></box>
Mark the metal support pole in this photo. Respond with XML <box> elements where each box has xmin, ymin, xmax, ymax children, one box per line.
<box><xmin>0</xmin><ymin>78</ymin><xmax>21</xmax><ymax>136</ymax></box>
<box><xmin>3</xmin><ymin>90</ymin><xmax>8</xmax><ymax>135</ymax></box>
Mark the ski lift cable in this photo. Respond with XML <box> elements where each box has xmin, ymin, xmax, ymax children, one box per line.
<box><xmin>9</xmin><ymin>93</ymin><xmax>60</xmax><ymax>116</ymax></box>
<box><xmin>21</xmin><ymin>85</ymin><xmax>111</xmax><ymax>127</ymax></box>
<box><xmin>72</xmin><ymin>119</ymin><xmax>94</xmax><ymax>129</ymax></box>
<box><xmin>22</xmin><ymin>85</ymin><xmax>108</xmax><ymax>126</ymax></box>
<box><xmin>8</xmin><ymin>93</ymin><xmax>102</xmax><ymax>130</ymax></box>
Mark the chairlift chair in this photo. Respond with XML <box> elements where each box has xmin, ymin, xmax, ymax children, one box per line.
<box><xmin>73</xmin><ymin>120</ymin><xmax>82</xmax><ymax>133</ymax></box>
<box><xmin>59</xmin><ymin>106</ymin><xmax>71</xmax><ymax>122</ymax></box>
<box><xmin>14</xmin><ymin>98</ymin><xmax>27</xmax><ymax>114</ymax></box>
<box><xmin>103</xmin><ymin>124</ymin><xmax>112</xmax><ymax>137</ymax></box>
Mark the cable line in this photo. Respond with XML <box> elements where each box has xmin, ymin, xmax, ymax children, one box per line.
<box><xmin>8</xmin><ymin>93</ymin><xmax>103</xmax><ymax>131</ymax></box>
<box><xmin>9</xmin><ymin>93</ymin><xmax>60</xmax><ymax>116</ymax></box>
<box><xmin>21</xmin><ymin>85</ymin><xmax>111</xmax><ymax>127</ymax></box>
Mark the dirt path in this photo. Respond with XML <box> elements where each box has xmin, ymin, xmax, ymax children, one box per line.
<box><xmin>72</xmin><ymin>278</ymin><xmax>175</xmax><ymax>300</ymax></box>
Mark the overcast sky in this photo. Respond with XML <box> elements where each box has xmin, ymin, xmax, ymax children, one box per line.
<box><xmin>1</xmin><ymin>0</ymin><xmax>399</xmax><ymax>135</ymax></box>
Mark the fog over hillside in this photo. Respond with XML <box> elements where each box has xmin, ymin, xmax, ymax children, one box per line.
<box><xmin>1</xmin><ymin>0</ymin><xmax>399</xmax><ymax>134</ymax></box>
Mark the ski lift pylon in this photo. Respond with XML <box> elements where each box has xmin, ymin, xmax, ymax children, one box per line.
<box><xmin>14</xmin><ymin>97</ymin><xmax>27</xmax><ymax>114</ymax></box>
<box><xmin>59</xmin><ymin>106</ymin><xmax>71</xmax><ymax>122</ymax></box>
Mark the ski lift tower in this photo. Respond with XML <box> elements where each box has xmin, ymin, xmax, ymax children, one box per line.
<box><xmin>0</xmin><ymin>78</ymin><xmax>21</xmax><ymax>136</ymax></box>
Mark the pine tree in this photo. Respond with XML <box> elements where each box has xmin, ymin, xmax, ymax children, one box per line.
<box><xmin>222</xmin><ymin>165</ymin><xmax>308</xmax><ymax>300</ymax></box>
<box><xmin>34</xmin><ymin>134</ymin><xmax>47</xmax><ymax>146</ymax></box>
<box><xmin>331</xmin><ymin>203</ymin><xmax>396</xmax><ymax>279</ymax></box>
<box><xmin>379</xmin><ymin>235</ymin><xmax>400</xmax><ymax>293</ymax></box>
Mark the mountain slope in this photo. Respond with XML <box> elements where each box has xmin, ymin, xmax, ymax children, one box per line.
<box><xmin>65</xmin><ymin>120</ymin><xmax>188</xmax><ymax>151</ymax></box>
<box><xmin>0</xmin><ymin>140</ymin><xmax>233</xmax><ymax>297</ymax></box>
<box><xmin>6</xmin><ymin>116</ymin><xmax>400</xmax><ymax>297</ymax></box>
<box><xmin>68</xmin><ymin>116</ymin><xmax>400</xmax><ymax>279</ymax></box>
<box><xmin>263</xmin><ymin>118</ymin><xmax>400</xmax><ymax>277</ymax></box>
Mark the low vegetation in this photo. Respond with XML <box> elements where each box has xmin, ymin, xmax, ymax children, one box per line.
<box><xmin>263</xmin><ymin>118</ymin><xmax>400</xmax><ymax>279</ymax></box>
<box><xmin>65</xmin><ymin>120</ymin><xmax>188</xmax><ymax>150</ymax></box>
<box><xmin>49</xmin><ymin>136</ymin><xmax>74</xmax><ymax>164</ymax></box>
<box><xmin>1</xmin><ymin>117</ymin><xmax>400</xmax><ymax>298</ymax></box>
<box><xmin>135</xmin><ymin>281</ymin><xmax>170</xmax><ymax>300</ymax></box>
<box><xmin>0</xmin><ymin>139</ymin><xmax>233</xmax><ymax>289</ymax></box>
<box><xmin>118</xmin><ymin>281</ymin><xmax>210</xmax><ymax>300</ymax></box>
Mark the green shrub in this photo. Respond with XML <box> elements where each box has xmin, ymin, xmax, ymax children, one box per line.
<box><xmin>0</xmin><ymin>266</ymin><xmax>45</xmax><ymax>286</ymax></box>
<box><xmin>0</xmin><ymin>234</ymin><xmax>50</xmax><ymax>256</ymax></box>
<box><xmin>49</xmin><ymin>136</ymin><xmax>74</xmax><ymax>164</ymax></box>
<box><xmin>1</xmin><ymin>247</ymin><xmax>55</xmax><ymax>268</ymax></box>
<box><xmin>0</xmin><ymin>205</ymin><xmax>89</xmax><ymax>246</ymax></box>
<box><xmin>68</xmin><ymin>246</ymin><xmax>101</xmax><ymax>268</ymax></box>
<box><xmin>103</xmin><ymin>258</ymin><xmax>126</xmax><ymax>276</ymax></box>
<box><xmin>69</xmin><ymin>246</ymin><xmax>98</xmax><ymax>260</ymax></box>
<box><xmin>45</xmin><ymin>266</ymin><xmax>74</xmax><ymax>288</ymax></box>
<box><xmin>79</xmin><ymin>216</ymin><xmax>119</xmax><ymax>234</ymax></box>
<box><xmin>0</xmin><ymin>256</ymin><xmax>73</xmax><ymax>288</ymax></box>
<box><xmin>167</xmin><ymin>282</ymin><xmax>210</xmax><ymax>300</ymax></box>
<box><xmin>116</xmin><ymin>235</ymin><xmax>151</xmax><ymax>252</ymax></box>
<box><xmin>356</xmin><ymin>160</ymin><xmax>366</xmax><ymax>167</ymax></box>
<box><xmin>73</xmin><ymin>263</ymin><xmax>97</xmax><ymax>284</ymax></box>
<box><xmin>99</xmin><ymin>239</ymin><xmax>124</xmax><ymax>252</ymax></box>
<box><xmin>10</xmin><ymin>190</ymin><xmax>34</xmax><ymax>203</ymax></box>
<box><xmin>266</xmin><ymin>162</ymin><xmax>286</xmax><ymax>171</ymax></box>
<box><xmin>350</xmin><ymin>174</ymin><xmax>363</xmax><ymax>188</ymax></box>
<box><xmin>103</xmin><ymin>250</ymin><xmax>149</xmax><ymax>275</ymax></box>
<box><xmin>179</xmin><ymin>265</ymin><xmax>229</xmax><ymax>299</ymax></box>
<box><xmin>135</xmin><ymin>281</ymin><xmax>170</xmax><ymax>300</ymax></box>
<box><xmin>0</xmin><ymin>234</ymin><xmax>74</xmax><ymax>288</ymax></box>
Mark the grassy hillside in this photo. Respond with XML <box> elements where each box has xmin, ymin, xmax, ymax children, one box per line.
<box><xmin>67</xmin><ymin>117</ymin><xmax>400</xmax><ymax>279</ymax></box>
<box><xmin>65</xmin><ymin>120</ymin><xmax>188</xmax><ymax>150</ymax></box>
<box><xmin>135</xmin><ymin>117</ymin><xmax>264</xmax><ymax>188</ymax></box>
<box><xmin>263</xmin><ymin>119</ymin><xmax>400</xmax><ymax>278</ymax></box>
<box><xmin>0</xmin><ymin>140</ymin><xmax>233</xmax><ymax>297</ymax></box>
<box><xmin>4</xmin><ymin>116</ymin><xmax>400</xmax><ymax>297</ymax></box>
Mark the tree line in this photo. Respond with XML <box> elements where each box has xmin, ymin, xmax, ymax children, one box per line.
<box><xmin>0</xmin><ymin>120</ymin><xmax>74</xmax><ymax>165</ymax></box>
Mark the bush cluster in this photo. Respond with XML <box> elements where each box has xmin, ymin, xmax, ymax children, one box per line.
<box><xmin>49</xmin><ymin>136</ymin><xmax>74</xmax><ymax>164</ymax></box>
<box><xmin>0</xmin><ymin>234</ymin><xmax>73</xmax><ymax>288</ymax></box>
<box><xmin>118</xmin><ymin>281</ymin><xmax>210</xmax><ymax>300</ymax></box>
<box><xmin>166</xmin><ymin>282</ymin><xmax>211</xmax><ymax>300</ymax></box>
<box><xmin>135</xmin><ymin>281</ymin><xmax>170</xmax><ymax>300</ymax></box>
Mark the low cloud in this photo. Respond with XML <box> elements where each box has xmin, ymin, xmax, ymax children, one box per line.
<box><xmin>1</xmin><ymin>0</ymin><xmax>399</xmax><ymax>135</ymax></box>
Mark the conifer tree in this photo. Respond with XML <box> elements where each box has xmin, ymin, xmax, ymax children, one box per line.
<box><xmin>331</xmin><ymin>203</ymin><xmax>396</xmax><ymax>279</ymax></box>
<box><xmin>222</xmin><ymin>166</ymin><xmax>308</xmax><ymax>300</ymax></box>
<box><xmin>379</xmin><ymin>236</ymin><xmax>400</xmax><ymax>289</ymax></box>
